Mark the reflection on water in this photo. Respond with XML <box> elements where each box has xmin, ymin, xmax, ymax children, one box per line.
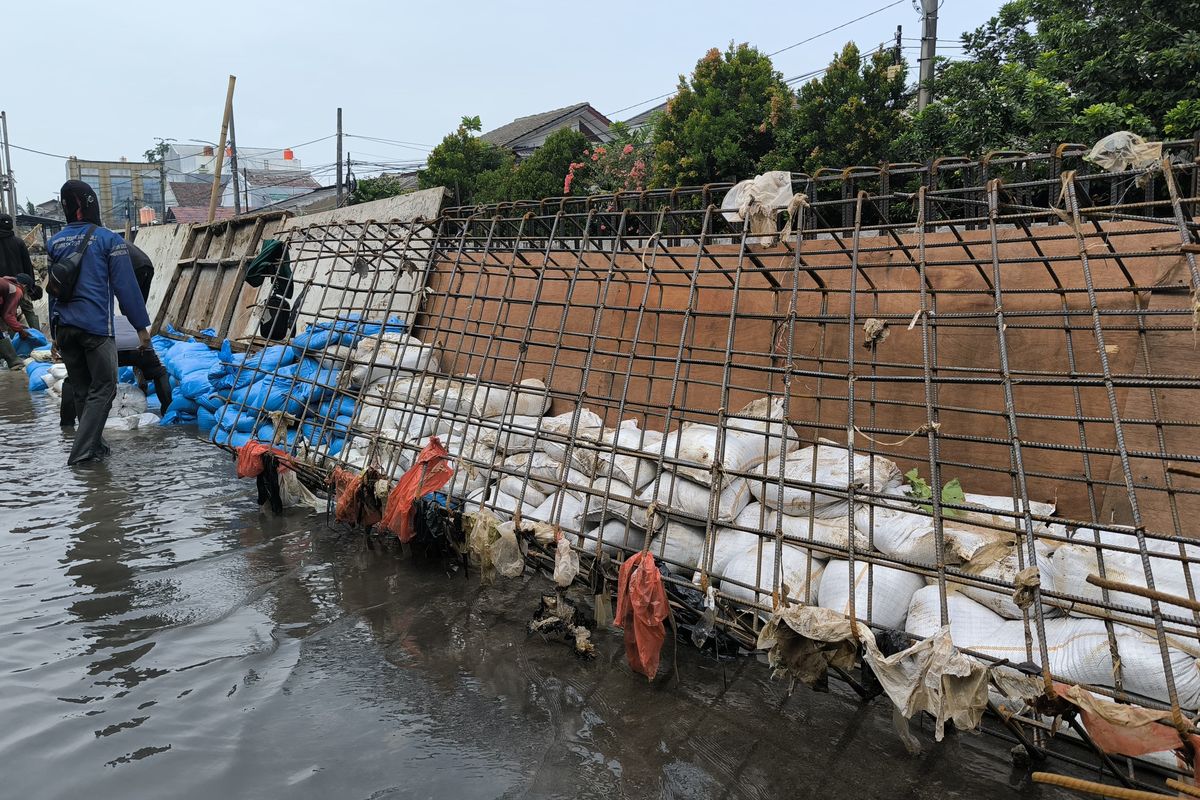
<box><xmin>0</xmin><ymin>383</ymin><xmax>1072</xmax><ymax>799</ymax></box>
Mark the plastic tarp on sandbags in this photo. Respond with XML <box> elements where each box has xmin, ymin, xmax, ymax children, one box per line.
<box><xmin>658</xmin><ymin>397</ymin><xmax>795</xmax><ymax>487</ymax></box>
<box><xmin>346</xmin><ymin>332</ymin><xmax>438</xmax><ymax>388</ymax></box>
<box><xmin>758</xmin><ymin>605</ymin><xmax>990</xmax><ymax>743</ymax></box>
<box><xmin>1050</xmin><ymin>526</ymin><xmax>1200</xmax><ymax>629</ymax></box>
<box><xmin>817</xmin><ymin>559</ymin><xmax>927</xmax><ymax>630</ymax></box>
<box><xmin>906</xmin><ymin>586</ymin><xmax>1200</xmax><ymax>711</ymax></box>
<box><xmin>720</xmin><ymin>171</ymin><xmax>795</xmax><ymax>237</ymax></box>
<box><xmin>750</xmin><ymin>443</ymin><xmax>903</xmax><ymax>517</ymax></box>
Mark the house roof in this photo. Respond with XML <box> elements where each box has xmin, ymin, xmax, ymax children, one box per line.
<box><xmin>168</xmin><ymin>182</ymin><xmax>213</xmax><ymax>207</ymax></box>
<box><xmin>480</xmin><ymin>102</ymin><xmax>611</xmax><ymax>148</ymax></box>
<box><xmin>244</xmin><ymin>169</ymin><xmax>320</xmax><ymax>189</ymax></box>
<box><xmin>166</xmin><ymin>206</ymin><xmax>235</xmax><ymax>224</ymax></box>
<box><xmin>624</xmin><ymin>101</ymin><xmax>668</xmax><ymax>128</ymax></box>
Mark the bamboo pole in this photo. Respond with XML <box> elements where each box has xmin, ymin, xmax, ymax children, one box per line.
<box><xmin>207</xmin><ymin>75</ymin><xmax>236</xmax><ymax>224</ymax></box>
<box><xmin>1032</xmin><ymin>771</ymin><xmax>1171</xmax><ymax>799</ymax></box>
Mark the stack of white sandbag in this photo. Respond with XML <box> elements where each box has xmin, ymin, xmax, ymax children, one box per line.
<box><xmin>906</xmin><ymin>585</ymin><xmax>1200</xmax><ymax>711</ymax></box>
<box><xmin>346</xmin><ymin>332</ymin><xmax>439</xmax><ymax>388</ymax></box>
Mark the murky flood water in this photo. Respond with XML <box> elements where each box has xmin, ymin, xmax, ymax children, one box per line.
<box><xmin>0</xmin><ymin>383</ymin><xmax>1075</xmax><ymax>799</ymax></box>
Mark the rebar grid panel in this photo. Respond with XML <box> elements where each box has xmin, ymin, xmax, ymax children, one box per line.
<box><xmin>210</xmin><ymin>155</ymin><xmax>1200</xmax><ymax>778</ymax></box>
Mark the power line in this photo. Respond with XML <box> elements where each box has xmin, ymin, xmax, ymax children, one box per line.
<box><xmin>605</xmin><ymin>0</ymin><xmax>907</xmax><ymax>119</ymax></box>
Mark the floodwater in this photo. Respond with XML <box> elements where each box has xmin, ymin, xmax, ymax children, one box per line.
<box><xmin>0</xmin><ymin>383</ymin><xmax>1077</xmax><ymax>799</ymax></box>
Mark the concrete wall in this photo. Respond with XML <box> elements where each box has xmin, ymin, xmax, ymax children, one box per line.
<box><xmin>136</xmin><ymin>223</ymin><xmax>196</xmax><ymax>323</ymax></box>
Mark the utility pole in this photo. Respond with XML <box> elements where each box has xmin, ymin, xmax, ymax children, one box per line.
<box><xmin>1</xmin><ymin>112</ymin><xmax>15</xmax><ymax>218</ymax></box>
<box><xmin>207</xmin><ymin>75</ymin><xmax>236</xmax><ymax>224</ymax></box>
<box><xmin>243</xmin><ymin>167</ymin><xmax>249</xmax><ymax>211</ymax></box>
<box><xmin>893</xmin><ymin>25</ymin><xmax>903</xmax><ymax>65</ymax></box>
<box><xmin>229</xmin><ymin>103</ymin><xmax>241</xmax><ymax>215</ymax></box>
<box><xmin>917</xmin><ymin>0</ymin><xmax>939</xmax><ymax>111</ymax></box>
<box><xmin>336</xmin><ymin>107</ymin><xmax>343</xmax><ymax>207</ymax></box>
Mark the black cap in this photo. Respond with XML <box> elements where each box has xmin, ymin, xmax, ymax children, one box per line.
<box><xmin>0</xmin><ymin>214</ymin><xmax>12</xmax><ymax>232</ymax></box>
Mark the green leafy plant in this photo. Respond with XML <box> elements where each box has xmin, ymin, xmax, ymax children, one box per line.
<box><xmin>904</xmin><ymin>469</ymin><xmax>965</xmax><ymax>517</ymax></box>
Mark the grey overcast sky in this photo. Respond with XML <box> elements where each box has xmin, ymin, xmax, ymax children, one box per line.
<box><xmin>5</xmin><ymin>0</ymin><xmax>1003</xmax><ymax>207</ymax></box>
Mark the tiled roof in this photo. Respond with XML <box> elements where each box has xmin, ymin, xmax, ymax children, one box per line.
<box><xmin>244</xmin><ymin>169</ymin><xmax>320</xmax><ymax>189</ymax></box>
<box><xmin>481</xmin><ymin>102</ymin><xmax>608</xmax><ymax>148</ymax></box>
<box><xmin>169</xmin><ymin>182</ymin><xmax>213</xmax><ymax>207</ymax></box>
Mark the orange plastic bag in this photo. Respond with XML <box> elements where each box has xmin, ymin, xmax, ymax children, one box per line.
<box><xmin>381</xmin><ymin>438</ymin><xmax>454</xmax><ymax>543</ymax></box>
<box><xmin>235</xmin><ymin>441</ymin><xmax>290</xmax><ymax>478</ymax></box>
<box><xmin>614</xmin><ymin>551</ymin><xmax>669</xmax><ymax>680</ymax></box>
<box><xmin>331</xmin><ymin>465</ymin><xmax>384</xmax><ymax>528</ymax></box>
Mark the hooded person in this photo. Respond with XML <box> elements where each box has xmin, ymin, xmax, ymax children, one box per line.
<box><xmin>0</xmin><ymin>212</ymin><xmax>40</xmax><ymax>331</ymax></box>
<box><xmin>0</xmin><ymin>273</ymin><xmax>39</xmax><ymax>369</ymax></box>
<box><xmin>47</xmin><ymin>180</ymin><xmax>151</xmax><ymax>465</ymax></box>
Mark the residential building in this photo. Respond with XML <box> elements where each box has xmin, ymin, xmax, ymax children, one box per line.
<box><xmin>243</xmin><ymin>169</ymin><xmax>321</xmax><ymax>208</ymax></box>
<box><xmin>481</xmin><ymin>102</ymin><xmax>613</xmax><ymax>158</ymax></box>
<box><xmin>624</xmin><ymin>101</ymin><xmax>668</xmax><ymax>133</ymax></box>
<box><xmin>34</xmin><ymin>199</ymin><xmax>64</xmax><ymax>221</ymax></box>
<box><xmin>163</xmin><ymin>143</ymin><xmax>320</xmax><ymax>215</ymax></box>
<box><xmin>64</xmin><ymin>157</ymin><xmax>166</xmax><ymax>225</ymax></box>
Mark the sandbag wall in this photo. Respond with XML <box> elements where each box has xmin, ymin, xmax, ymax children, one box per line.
<box><xmin>199</xmin><ymin>156</ymin><xmax>1200</xmax><ymax>767</ymax></box>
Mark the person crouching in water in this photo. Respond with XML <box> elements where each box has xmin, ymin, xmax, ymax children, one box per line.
<box><xmin>60</xmin><ymin>313</ymin><xmax>172</xmax><ymax>426</ymax></box>
<box><xmin>0</xmin><ymin>273</ymin><xmax>41</xmax><ymax>370</ymax></box>
<box><xmin>47</xmin><ymin>180</ymin><xmax>151</xmax><ymax>465</ymax></box>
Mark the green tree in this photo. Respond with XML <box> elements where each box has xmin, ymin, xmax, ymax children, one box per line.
<box><xmin>905</xmin><ymin>0</ymin><xmax>1200</xmax><ymax>159</ymax></box>
<box><xmin>650</xmin><ymin>43</ymin><xmax>792</xmax><ymax>187</ymax></box>
<box><xmin>24</xmin><ymin>200</ymin><xmax>34</xmax><ymax>214</ymax></box>
<box><xmin>143</xmin><ymin>138</ymin><xmax>171</xmax><ymax>165</ymax></box>
<box><xmin>348</xmin><ymin>174</ymin><xmax>413</xmax><ymax>205</ymax></box>
<box><xmin>474</xmin><ymin>127</ymin><xmax>589</xmax><ymax>203</ymax></box>
<box><xmin>762</xmin><ymin>42</ymin><xmax>910</xmax><ymax>173</ymax></box>
<box><xmin>418</xmin><ymin>116</ymin><xmax>508</xmax><ymax>205</ymax></box>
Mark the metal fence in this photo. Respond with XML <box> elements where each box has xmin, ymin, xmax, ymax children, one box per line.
<box><xmin>209</xmin><ymin>142</ymin><xmax>1200</xmax><ymax>790</ymax></box>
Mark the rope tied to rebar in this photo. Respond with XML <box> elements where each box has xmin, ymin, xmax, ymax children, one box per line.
<box><xmin>783</xmin><ymin>192</ymin><xmax>810</xmax><ymax>237</ymax></box>
<box><xmin>852</xmin><ymin>421</ymin><xmax>942</xmax><ymax>448</ymax></box>
<box><xmin>639</xmin><ymin>232</ymin><xmax>662</xmax><ymax>271</ymax></box>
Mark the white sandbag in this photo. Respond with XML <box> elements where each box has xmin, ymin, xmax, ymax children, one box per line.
<box><xmin>501</xmin><ymin>452</ymin><xmax>594</xmax><ymax>498</ymax></box>
<box><xmin>348</xmin><ymin>333</ymin><xmax>439</xmax><ymax>387</ymax></box>
<box><xmin>535</xmin><ymin>407</ymin><xmax>605</xmax><ymax>467</ymax></box>
<box><xmin>599</xmin><ymin>420</ymin><xmax>664</xmax><ymax>490</ymax></box>
<box><xmin>720</xmin><ymin>542</ymin><xmax>825</xmax><ymax>610</ymax></box>
<box><xmin>530</xmin><ymin>476</ymin><xmax>640</xmax><ymax>535</ymax></box>
<box><xmin>855</xmin><ymin>490</ymin><xmax>1018</xmax><ymax>567</ymax></box>
<box><xmin>961</xmin><ymin>492</ymin><xmax>1056</xmax><ymax>528</ymax></box>
<box><xmin>578</xmin><ymin>519</ymin><xmax>646</xmax><ymax>559</ymax></box>
<box><xmin>1050</xmin><ymin>527</ymin><xmax>1200</xmax><ymax>627</ymax></box>
<box><xmin>529</xmin><ymin>492</ymin><xmax>590</xmax><ymax>535</ymax></box>
<box><xmin>906</xmin><ymin>586</ymin><xmax>1200</xmax><ymax>711</ymax></box>
<box><xmin>317</xmin><ymin>344</ymin><xmax>356</xmax><ymax>371</ymax></box>
<box><xmin>110</xmin><ymin>384</ymin><xmax>148</xmax><ymax>418</ymax></box>
<box><xmin>651</xmin><ymin>522</ymin><xmax>709</xmax><ymax>575</ymax></box>
<box><xmin>659</xmin><ymin>397</ymin><xmax>796</xmax><ymax>487</ymax></box>
<box><xmin>431</xmin><ymin>377</ymin><xmax>549</xmax><ymax>420</ymax></box>
<box><xmin>818</xmin><ymin>559</ymin><xmax>927</xmax><ymax>630</ymax></box>
<box><xmin>476</xmin><ymin>414</ymin><xmax>545</xmax><ymax>454</ymax></box>
<box><xmin>632</xmin><ymin>472</ymin><xmax>752</xmax><ymax>529</ymax></box>
<box><xmin>693</xmin><ymin>503</ymin><xmax>772</xmax><ymax>584</ymax></box>
<box><xmin>750</xmin><ymin>443</ymin><xmax>902</xmax><ymax>516</ymax></box>
<box><xmin>957</xmin><ymin>540</ymin><xmax>1059</xmax><ymax>619</ymax></box>
<box><xmin>497</xmin><ymin>475</ymin><xmax>547</xmax><ymax>508</ymax></box>
<box><xmin>463</xmin><ymin>486</ymin><xmax>537</xmax><ymax>521</ymax></box>
<box><xmin>49</xmin><ymin>363</ymin><xmax>68</xmax><ymax>380</ymax></box>
<box><xmin>104</xmin><ymin>414</ymin><xmax>140</xmax><ymax>432</ymax></box>
<box><xmin>768</xmin><ymin>510</ymin><xmax>868</xmax><ymax>552</ymax></box>
<box><xmin>442</xmin><ymin>439</ymin><xmax>497</xmax><ymax>496</ymax></box>
<box><xmin>136</xmin><ymin>412</ymin><xmax>161</xmax><ymax>428</ymax></box>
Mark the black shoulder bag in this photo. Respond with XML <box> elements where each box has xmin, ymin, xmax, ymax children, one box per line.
<box><xmin>45</xmin><ymin>224</ymin><xmax>97</xmax><ymax>303</ymax></box>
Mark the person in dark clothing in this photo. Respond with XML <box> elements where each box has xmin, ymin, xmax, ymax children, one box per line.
<box><xmin>127</xmin><ymin>242</ymin><xmax>153</xmax><ymax>303</ymax></box>
<box><xmin>47</xmin><ymin>180</ymin><xmax>150</xmax><ymax>466</ymax></box>
<box><xmin>0</xmin><ymin>213</ymin><xmax>40</xmax><ymax>331</ymax></box>
<box><xmin>60</xmin><ymin>314</ymin><xmax>171</xmax><ymax>426</ymax></box>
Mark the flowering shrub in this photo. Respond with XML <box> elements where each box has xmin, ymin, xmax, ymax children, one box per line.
<box><xmin>562</xmin><ymin>125</ymin><xmax>652</xmax><ymax>195</ymax></box>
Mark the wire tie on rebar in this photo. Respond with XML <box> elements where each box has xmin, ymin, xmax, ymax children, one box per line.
<box><xmin>907</xmin><ymin>307</ymin><xmax>926</xmax><ymax>330</ymax></box>
<box><xmin>639</xmin><ymin>232</ymin><xmax>661</xmax><ymax>271</ymax></box>
<box><xmin>852</xmin><ymin>422</ymin><xmax>941</xmax><ymax>448</ymax></box>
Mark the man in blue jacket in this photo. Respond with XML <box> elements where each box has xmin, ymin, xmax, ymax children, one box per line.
<box><xmin>47</xmin><ymin>180</ymin><xmax>152</xmax><ymax>465</ymax></box>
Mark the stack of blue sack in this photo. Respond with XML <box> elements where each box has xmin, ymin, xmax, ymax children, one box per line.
<box><xmin>10</xmin><ymin>328</ymin><xmax>50</xmax><ymax>358</ymax></box>
<box><xmin>289</xmin><ymin>312</ymin><xmax>406</xmax><ymax>353</ymax></box>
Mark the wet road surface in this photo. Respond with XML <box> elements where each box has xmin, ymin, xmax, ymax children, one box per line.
<box><xmin>0</xmin><ymin>384</ymin><xmax>1075</xmax><ymax>799</ymax></box>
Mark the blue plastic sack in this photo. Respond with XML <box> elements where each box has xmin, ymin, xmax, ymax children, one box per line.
<box><xmin>194</xmin><ymin>392</ymin><xmax>223</xmax><ymax>413</ymax></box>
<box><xmin>211</xmin><ymin>426</ymin><xmax>251</xmax><ymax>448</ymax></box>
<box><xmin>118</xmin><ymin>367</ymin><xmax>135</xmax><ymax>384</ymax></box>
<box><xmin>209</xmin><ymin>342</ymin><xmax>297</xmax><ymax>392</ymax></box>
<box><xmin>26</xmin><ymin>362</ymin><xmax>51</xmax><ymax>392</ymax></box>
<box><xmin>160</xmin><ymin>395</ymin><xmax>199</xmax><ymax>425</ymax></box>
<box><xmin>315</xmin><ymin>396</ymin><xmax>357</xmax><ymax>420</ymax></box>
<box><xmin>196</xmin><ymin>405</ymin><xmax>217</xmax><ymax>433</ymax></box>
<box><xmin>12</xmin><ymin>328</ymin><xmax>49</xmax><ymax>357</ymax></box>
